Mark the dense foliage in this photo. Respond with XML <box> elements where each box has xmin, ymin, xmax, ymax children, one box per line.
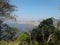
<box><xmin>0</xmin><ymin>0</ymin><xmax>17</xmax><ymax>41</ymax></box>
<box><xmin>31</xmin><ymin>18</ymin><xmax>60</xmax><ymax>45</ymax></box>
<box><xmin>0</xmin><ymin>0</ymin><xmax>60</xmax><ymax>45</ymax></box>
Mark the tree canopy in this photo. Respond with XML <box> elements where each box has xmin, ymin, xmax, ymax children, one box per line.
<box><xmin>31</xmin><ymin>18</ymin><xmax>60</xmax><ymax>45</ymax></box>
<box><xmin>0</xmin><ymin>0</ymin><xmax>18</xmax><ymax>41</ymax></box>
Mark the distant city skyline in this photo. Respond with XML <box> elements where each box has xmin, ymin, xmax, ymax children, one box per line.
<box><xmin>11</xmin><ymin>0</ymin><xmax>60</xmax><ymax>20</ymax></box>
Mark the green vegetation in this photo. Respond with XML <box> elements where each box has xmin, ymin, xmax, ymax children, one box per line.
<box><xmin>0</xmin><ymin>0</ymin><xmax>60</xmax><ymax>45</ymax></box>
<box><xmin>31</xmin><ymin>18</ymin><xmax>60</xmax><ymax>45</ymax></box>
<box><xmin>0</xmin><ymin>17</ymin><xmax>60</xmax><ymax>45</ymax></box>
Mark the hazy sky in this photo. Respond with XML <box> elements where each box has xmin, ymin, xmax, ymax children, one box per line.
<box><xmin>11</xmin><ymin>0</ymin><xmax>60</xmax><ymax>20</ymax></box>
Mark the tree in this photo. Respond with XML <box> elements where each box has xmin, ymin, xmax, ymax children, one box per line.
<box><xmin>1</xmin><ymin>24</ymin><xmax>19</xmax><ymax>41</ymax></box>
<box><xmin>0</xmin><ymin>0</ymin><xmax>17</xmax><ymax>41</ymax></box>
<box><xmin>31</xmin><ymin>18</ymin><xmax>56</xmax><ymax>45</ymax></box>
<box><xmin>0</xmin><ymin>0</ymin><xmax>15</xmax><ymax>18</ymax></box>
